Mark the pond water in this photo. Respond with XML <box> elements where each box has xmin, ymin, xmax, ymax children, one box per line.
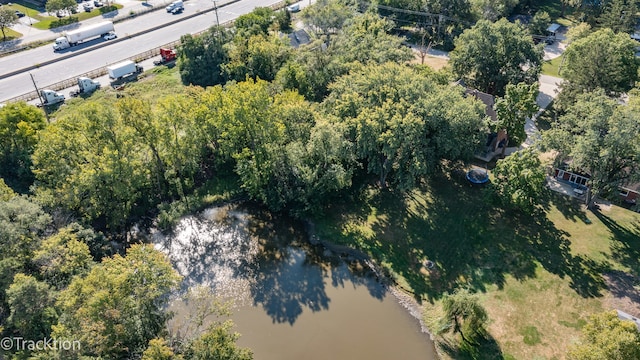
<box><xmin>153</xmin><ymin>205</ymin><xmax>438</xmax><ymax>360</ymax></box>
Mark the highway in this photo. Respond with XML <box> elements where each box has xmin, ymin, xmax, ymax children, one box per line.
<box><xmin>0</xmin><ymin>0</ymin><xmax>284</xmax><ymax>102</ymax></box>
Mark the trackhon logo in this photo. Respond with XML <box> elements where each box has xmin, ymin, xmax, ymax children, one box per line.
<box><xmin>0</xmin><ymin>337</ymin><xmax>81</xmax><ymax>351</ymax></box>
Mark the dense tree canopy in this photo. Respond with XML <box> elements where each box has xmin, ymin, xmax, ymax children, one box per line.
<box><xmin>324</xmin><ymin>63</ymin><xmax>485</xmax><ymax>189</ymax></box>
<box><xmin>560</xmin><ymin>28</ymin><xmax>638</xmax><ymax>101</ymax></box>
<box><xmin>450</xmin><ymin>19</ymin><xmax>543</xmax><ymax>96</ymax></box>
<box><xmin>0</xmin><ymin>7</ymin><xmax>19</xmax><ymax>41</ymax></box>
<box><xmin>494</xmin><ymin>82</ymin><xmax>539</xmax><ymax>146</ymax></box>
<box><xmin>491</xmin><ymin>148</ymin><xmax>546</xmax><ymax>214</ymax></box>
<box><xmin>53</xmin><ymin>245</ymin><xmax>181</xmax><ymax>359</ymax></box>
<box><xmin>178</xmin><ymin>26</ymin><xmax>231</xmax><ymax>87</ymax></box>
<box><xmin>567</xmin><ymin>311</ymin><xmax>640</xmax><ymax>360</ymax></box>
<box><xmin>0</xmin><ymin>102</ymin><xmax>47</xmax><ymax>193</ymax></box>
<box><xmin>544</xmin><ymin>90</ymin><xmax>640</xmax><ymax>206</ymax></box>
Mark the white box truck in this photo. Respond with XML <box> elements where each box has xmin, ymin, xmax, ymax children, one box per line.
<box><xmin>107</xmin><ymin>60</ymin><xmax>143</xmax><ymax>80</ymax></box>
<box><xmin>53</xmin><ymin>21</ymin><xmax>115</xmax><ymax>51</ymax></box>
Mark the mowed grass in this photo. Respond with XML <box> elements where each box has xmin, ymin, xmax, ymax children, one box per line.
<box><xmin>32</xmin><ymin>4</ymin><xmax>123</xmax><ymax>30</ymax></box>
<box><xmin>542</xmin><ymin>56</ymin><xmax>563</xmax><ymax>77</ymax></box>
<box><xmin>313</xmin><ymin>168</ymin><xmax>640</xmax><ymax>359</ymax></box>
<box><xmin>0</xmin><ymin>28</ymin><xmax>22</xmax><ymax>41</ymax></box>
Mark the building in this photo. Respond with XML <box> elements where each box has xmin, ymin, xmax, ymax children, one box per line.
<box><xmin>553</xmin><ymin>165</ymin><xmax>639</xmax><ymax>204</ymax></box>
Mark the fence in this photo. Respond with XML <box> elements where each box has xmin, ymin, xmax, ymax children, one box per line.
<box><xmin>3</xmin><ymin>0</ymin><xmax>287</xmax><ymax>104</ymax></box>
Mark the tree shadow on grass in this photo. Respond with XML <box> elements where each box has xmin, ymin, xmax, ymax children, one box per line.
<box><xmin>438</xmin><ymin>333</ymin><xmax>505</xmax><ymax>360</ymax></box>
<box><xmin>594</xmin><ymin>209</ymin><xmax>640</xmax><ymax>276</ymax></box>
<box><xmin>348</xmin><ymin>169</ymin><xmax>608</xmax><ymax>302</ymax></box>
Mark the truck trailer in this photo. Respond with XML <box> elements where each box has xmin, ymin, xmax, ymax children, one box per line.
<box><xmin>107</xmin><ymin>60</ymin><xmax>143</xmax><ymax>80</ymax></box>
<box><xmin>53</xmin><ymin>21</ymin><xmax>115</xmax><ymax>51</ymax></box>
<box><xmin>70</xmin><ymin>77</ymin><xmax>101</xmax><ymax>97</ymax></box>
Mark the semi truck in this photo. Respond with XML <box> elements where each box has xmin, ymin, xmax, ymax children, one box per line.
<box><xmin>53</xmin><ymin>21</ymin><xmax>115</xmax><ymax>51</ymax></box>
<box><xmin>37</xmin><ymin>89</ymin><xmax>65</xmax><ymax>107</ymax></box>
<box><xmin>107</xmin><ymin>60</ymin><xmax>143</xmax><ymax>81</ymax></box>
<box><xmin>153</xmin><ymin>48</ymin><xmax>177</xmax><ymax>66</ymax></box>
<box><xmin>69</xmin><ymin>77</ymin><xmax>101</xmax><ymax>97</ymax></box>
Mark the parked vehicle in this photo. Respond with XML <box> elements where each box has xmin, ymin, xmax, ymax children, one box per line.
<box><xmin>153</xmin><ymin>48</ymin><xmax>177</xmax><ymax>66</ymax></box>
<box><xmin>286</xmin><ymin>3</ymin><xmax>300</xmax><ymax>12</ymax></box>
<box><xmin>15</xmin><ymin>10</ymin><xmax>25</xmax><ymax>17</ymax></box>
<box><xmin>37</xmin><ymin>89</ymin><xmax>65</xmax><ymax>107</ymax></box>
<box><xmin>171</xmin><ymin>6</ymin><xmax>183</xmax><ymax>14</ymax></box>
<box><xmin>107</xmin><ymin>60</ymin><xmax>143</xmax><ymax>80</ymax></box>
<box><xmin>94</xmin><ymin>1</ymin><xmax>104</xmax><ymax>7</ymax></box>
<box><xmin>69</xmin><ymin>77</ymin><xmax>101</xmax><ymax>97</ymax></box>
<box><xmin>53</xmin><ymin>21</ymin><xmax>115</xmax><ymax>51</ymax></box>
<box><xmin>165</xmin><ymin>0</ymin><xmax>183</xmax><ymax>12</ymax></box>
<box><xmin>83</xmin><ymin>4</ymin><xmax>93</xmax><ymax>12</ymax></box>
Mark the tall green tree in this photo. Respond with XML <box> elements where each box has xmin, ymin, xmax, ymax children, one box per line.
<box><xmin>450</xmin><ymin>18</ymin><xmax>543</xmax><ymax>96</ymax></box>
<box><xmin>178</xmin><ymin>26</ymin><xmax>231</xmax><ymax>87</ymax></box>
<box><xmin>33</xmin><ymin>226</ymin><xmax>94</xmax><ymax>290</ymax></box>
<box><xmin>560</xmin><ymin>28</ymin><xmax>638</xmax><ymax>100</ymax></box>
<box><xmin>142</xmin><ymin>338</ymin><xmax>180</xmax><ymax>360</ymax></box>
<box><xmin>301</xmin><ymin>0</ymin><xmax>352</xmax><ymax>40</ymax></box>
<box><xmin>53</xmin><ymin>244</ymin><xmax>181</xmax><ymax>359</ymax></box>
<box><xmin>528</xmin><ymin>10</ymin><xmax>550</xmax><ymax>36</ymax></box>
<box><xmin>491</xmin><ymin>148</ymin><xmax>546</xmax><ymax>214</ymax></box>
<box><xmin>234</xmin><ymin>7</ymin><xmax>274</xmax><ymax>36</ymax></box>
<box><xmin>184</xmin><ymin>321</ymin><xmax>253</xmax><ymax>360</ymax></box>
<box><xmin>45</xmin><ymin>0</ymin><xmax>77</xmax><ymax>16</ymax></box>
<box><xmin>470</xmin><ymin>0</ymin><xmax>519</xmax><ymax>21</ymax></box>
<box><xmin>494</xmin><ymin>82</ymin><xmax>539</xmax><ymax>146</ymax></box>
<box><xmin>567</xmin><ymin>311</ymin><xmax>640</xmax><ymax>360</ymax></box>
<box><xmin>544</xmin><ymin>90</ymin><xmax>640</xmax><ymax>207</ymax></box>
<box><xmin>0</xmin><ymin>102</ymin><xmax>47</xmax><ymax>193</ymax></box>
<box><xmin>598</xmin><ymin>0</ymin><xmax>638</xmax><ymax>34</ymax></box>
<box><xmin>32</xmin><ymin>102</ymin><xmax>149</xmax><ymax>233</ymax></box>
<box><xmin>6</xmin><ymin>273</ymin><xmax>57</xmax><ymax>341</ymax></box>
<box><xmin>0</xmin><ymin>7</ymin><xmax>18</xmax><ymax>41</ymax></box>
<box><xmin>223</xmin><ymin>34</ymin><xmax>293</xmax><ymax>82</ymax></box>
<box><xmin>438</xmin><ymin>289</ymin><xmax>489</xmax><ymax>344</ymax></box>
<box><xmin>324</xmin><ymin>62</ymin><xmax>485</xmax><ymax>189</ymax></box>
<box><xmin>0</xmin><ymin>178</ymin><xmax>16</xmax><ymax>201</ymax></box>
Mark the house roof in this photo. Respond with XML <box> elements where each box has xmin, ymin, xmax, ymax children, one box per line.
<box><xmin>547</xmin><ymin>23</ymin><xmax>561</xmax><ymax>33</ymax></box>
<box><xmin>288</xmin><ymin>29</ymin><xmax>311</xmax><ymax>48</ymax></box>
<box><xmin>452</xmin><ymin>80</ymin><xmax>497</xmax><ymax>122</ymax></box>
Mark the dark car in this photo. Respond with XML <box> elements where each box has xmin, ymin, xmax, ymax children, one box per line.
<box><xmin>15</xmin><ymin>10</ymin><xmax>26</xmax><ymax>17</ymax></box>
<box><xmin>171</xmin><ymin>6</ymin><xmax>183</xmax><ymax>14</ymax></box>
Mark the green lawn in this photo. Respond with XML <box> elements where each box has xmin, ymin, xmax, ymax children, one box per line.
<box><xmin>32</xmin><ymin>4</ymin><xmax>123</xmax><ymax>30</ymax></box>
<box><xmin>0</xmin><ymin>28</ymin><xmax>22</xmax><ymax>41</ymax></box>
<box><xmin>313</xmin><ymin>170</ymin><xmax>640</xmax><ymax>359</ymax></box>
<box><xmin>542</xmin><ymin>56</ymin><xmax>564</xmax><ymax>77</ymax></box>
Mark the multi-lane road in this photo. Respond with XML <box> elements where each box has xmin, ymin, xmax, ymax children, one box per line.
<box><xmin>0</xmin><ymin>0</ymin><xmax>289</xmax><ymax>102</ymax></box>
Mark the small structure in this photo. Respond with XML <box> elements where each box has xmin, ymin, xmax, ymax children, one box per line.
<box><xmin>466</xmin><ymin>168</ymin><xmax>489</xmax><ymax>184</ymax></box>
<box><xmin>553</xmin><ymin>165</ymin><xmax>639</xmax><ymax>205</ymax></box>
<box><xmin>546</xmin><ymin>23</ymin><xmax>561</xmax><ymax>43</ymax></box>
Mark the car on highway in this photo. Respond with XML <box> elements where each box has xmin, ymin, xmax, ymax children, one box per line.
<box><xmin>171</xmin><ymin>6</ymin><xmax>183</xmax><ymax>14</ymax></box>
<box><xmin>103</xmin><ymin>31</ymin><xmax>117</xmax><ymax>40</ymax></box>
<box><xmin>15</xmin><ymin>10</ymin><xmax>26</xmax><ymax>17</ymax></box>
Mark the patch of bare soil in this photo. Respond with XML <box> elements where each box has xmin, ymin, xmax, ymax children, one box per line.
<box><xmin>603</xmin><ymin>271</ymin><xmax>640</xmax><ymax>316</ymax></box>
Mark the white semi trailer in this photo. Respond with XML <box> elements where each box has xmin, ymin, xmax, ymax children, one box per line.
<box><xmin>53</xmin><ymin>21</ymin><xmax>115</xmax><ymax>51</ymax></box>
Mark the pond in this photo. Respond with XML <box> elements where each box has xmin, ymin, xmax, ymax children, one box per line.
<box><xmin>153</xmin><ymin>204</ymin><xmax>438</xmax><ymax>360</ymax></box>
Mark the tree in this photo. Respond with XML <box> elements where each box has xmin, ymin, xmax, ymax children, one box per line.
<box><xmin>0</xmin><ymin>178</ymin><xmax>16</xmax><ymax>201</ymax></box>
<box><xmin>324</xmin><ymin>63</ymin><xmax>485</xmax><ymax>190</ymax></box>
<box><xmin>53</xmin><ymin>244</ymin><xmax>181</xmax><ymax>359</ymax></box>
<box><xmin>142</xmin><ymin>338</ymin><xmax>181</xmax><ymax>360</ymax></box>
<box><xmin>528</xmin><ymin>11</ymin><xmax>550</xmax><ymax>36</ymax></box>
<box><xmin>32</xmin><ymin>101</ymin><xmax>149</xmax><ymax>233</ymax></box>
<box><xmin>560</xmin><ymin>28</ymin><xmax>638</xmax><ymax>99</ymax></box>
<box><xmin>0</xmin><ymin>102</ymin><xmax>47</xmax><ymax>193</ymax></box>
<box><xmin>45</xmin><ymin>0</ymin><xmax>77</xmax><ymax>16</ymax></box>
<box><xmin>560</xmin><ymin>0</ymin><xmax>581</xmax><ymax>17</ymax></box>
<box><xmin>184</xmin><ymin>321</ymin><xmax>253</xmax><ymax>360</ymax></box>
<box><xmin>33</xmin><ymin>226</ymin><xmax>94</xmax><ymax>290</ymax></box>
<box><xmin>470</xmin><ymin>0</ymin><xmax>520</xmax><ymax>21</ymax></box>
<box><xmin>598</xmin><ymin>0</ymin><xmax>638</xmax><ymax>34</ymax></box>
<box><xmin>0</xmin><ymin>7</ymin><xmax>18</xmax><ymax>41</ymax></box>
<box><xmin>178</xmin><ymin>25</ymin><xmax>231</xmax><ymax>87</ymax></box>
<box><xmin>6</xmin><ymin>274</ymin><xmax>57</xmax><ymax>341</ymax></box>
<box><xmin>233</xmin><ymin>7</ymin><xmax>274</xmax><ymax>36</ymax></box>
<box><xmin>223</xmin><ymin>34</ymin><xmax>292</xmax><ymax>82</ymax></box>
<box><xmin>565</xmin><ymin>22</ymin><xmax>591</xmax><ymax>44</ymax></box>
<box><xmin>450</xmin><ymin>19</ymin><xmax>543</xmax><ymax>96</ymax></box>
<box><xmin>438</xmin><ymin>289</ymin><xmax>488</xmax><ymax>344</ymax></box>
<box><xmin>567</xmin><ymin>310</ymin><xmax>640</xmax><ymax>360</ymax></box>
<box><xmin>491</xmin><ymin>148</ymin><xmax>546</xmax><ymax>214</ymax></box>
<box><xmin>544</xmin><ymin>90</ymin><xmax>640</xmax><ymax>208</ymax></box>
<box><xmin>494</xmin><ymin>82</ymin><xmax>539</xmax><ymax>147</ymax></box>
<box><xmin>301</xmin><ymin>0</ymin><xmax>352</xmax><ymax>40</ymax></box>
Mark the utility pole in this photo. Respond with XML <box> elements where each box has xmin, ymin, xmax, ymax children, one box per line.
<box><xmin>213</xmin><ymin>0</ymin><xmax>219</xmax><ymax>28</ymax></box>
<box><xmin>29</xmin><ymin>72</ymin><xmax>50</xmax><ymax>122</ymax></box>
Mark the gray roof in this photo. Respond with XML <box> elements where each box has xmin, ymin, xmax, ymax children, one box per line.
<box><xmin>547</xmin><ymin>23</ymin><xmax>561</xmax><ymax>33</ymax></box>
